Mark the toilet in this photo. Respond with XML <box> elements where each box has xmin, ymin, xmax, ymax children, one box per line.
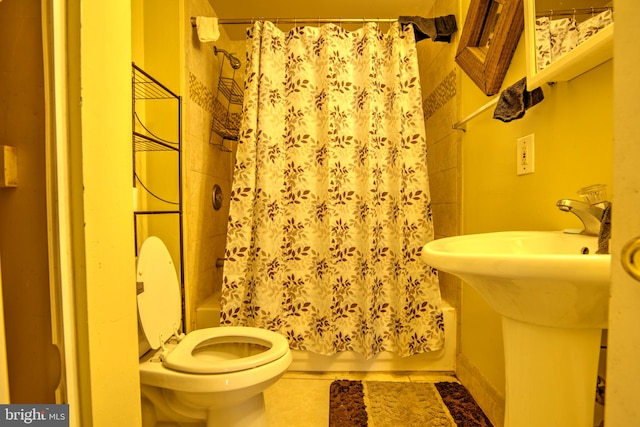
<box><xmin>136</xmin><ymin>236</ymin><xmax>292</xmax><ymax>427</ymax></box>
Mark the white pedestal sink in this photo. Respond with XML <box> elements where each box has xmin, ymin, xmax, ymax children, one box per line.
<box><xmin>422</xmin><ymin>231</ymin><xmax>610</xmax><ymax>427</ymax></box>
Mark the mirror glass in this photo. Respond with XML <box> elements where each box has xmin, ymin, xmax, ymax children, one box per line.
<box><xmin>477</xmin><ymin>1</ymin><xmax>503</xmax><ymax>54</ymax></box>
<box><xmin>533</xmin><ymin>0</ymin><xmax>613</xmax><ymax>73</ymax></box>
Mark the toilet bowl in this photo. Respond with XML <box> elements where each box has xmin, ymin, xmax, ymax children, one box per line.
<box><xmin>136</xmin><ymin>237</ymin><xmax>291</xmax><ymax>427</ymax></box>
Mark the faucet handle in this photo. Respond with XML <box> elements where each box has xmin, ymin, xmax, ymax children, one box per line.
<box><xmin>578</xmin><ymin>184</ymin><xmax>608</xmax><ymax>205</ymax></box>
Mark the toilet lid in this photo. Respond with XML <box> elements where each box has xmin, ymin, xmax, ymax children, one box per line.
<box><xmin>137</xmin><ymin>236</ymin><xmax>181</xmax><ymax>350</ymax></box>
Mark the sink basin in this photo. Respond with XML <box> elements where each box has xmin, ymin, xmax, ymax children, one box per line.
<box><xmin>422</xmin><ymin>231</ymin><xmax>612</xmax><ymax>427</ymax></box>
<box><xmin>422</xmin><ymin>231</ymin><xmax>610</xmax><ymax>328</ymax></box>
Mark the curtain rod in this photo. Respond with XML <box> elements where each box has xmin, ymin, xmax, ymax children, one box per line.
<box><xmin>190</xmin><ymin>17</ymin><xmax>398</xmax><ymax>27</ymax></box>
<box><xmin>535</xmin><ymin>7</ymin><xmax>612</xmax><ymax>18</ymax></box>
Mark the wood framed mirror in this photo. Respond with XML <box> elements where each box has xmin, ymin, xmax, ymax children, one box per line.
<box><xmin>456</xmin><ymin>0</ymin><xmax>524</xmax><ymax>96</ymax></box>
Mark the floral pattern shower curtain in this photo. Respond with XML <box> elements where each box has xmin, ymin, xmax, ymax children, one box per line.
<box><xmin>221</xmin><ymin>21</ymin><xmax>444</xmax><ymax>358</ymax></box>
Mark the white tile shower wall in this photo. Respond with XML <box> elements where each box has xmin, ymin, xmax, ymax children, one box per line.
<box><xmin>184</xmin><ymin>0</ymin><xmax>243</xmax><ymax>331</ymax></box>
<box><xmin>415</xmin><ymin>0</ymin><xmax>462</xmax><ymax>315</ymax></box>
<box><xmin>414</xmin><ymin>0</ymin><xmax>469</xmax><ymax>414</ymax></box>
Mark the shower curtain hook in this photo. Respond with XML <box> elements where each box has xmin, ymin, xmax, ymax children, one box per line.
<box><xmin>572</xmin><ymin>8</ymin><xmax>576</xmax><ymax>20</ymax></box>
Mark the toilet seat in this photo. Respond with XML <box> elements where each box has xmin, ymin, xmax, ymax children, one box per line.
<box><xmin>163</xmin><ymin>326</ymin><xmax>290</xmax><ymax>374</ymax></box>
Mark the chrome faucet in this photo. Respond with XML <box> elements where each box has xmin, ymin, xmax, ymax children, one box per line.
<box><xmin>556</xmin><ymin>199</ymin><xmax>606</xmax><ymax>236</ymax></box>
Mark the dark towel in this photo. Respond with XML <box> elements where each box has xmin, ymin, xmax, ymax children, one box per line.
<box><xmin>596</xmin><ymin>203</ymin><xmax>612</xmax><ymax>254</ymax></box>
<box><xmin>399</xmin><ymin>15</ymin><xmax>458</xmax><ymax>42</ymax></box>
<box><xmin>434</xmin><ymin>15</ymin><xmax>458</xmax><ymax>42</ymax></box>
<box><xmin>493</xmin><ymin>77</ymin><xmax>544</xmax><ymax>122</ymax></box>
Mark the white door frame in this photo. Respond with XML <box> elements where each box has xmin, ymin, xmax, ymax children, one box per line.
<box><xmin>41</xmin><ymin>0</ymin><xmax>80</xmax><ymax>423</ymax></box>
<box><xmin>0</xmin><ymin>254</ymin><xmax>9</xmax><ymax>403</ymax></box>
<box><xmin>606</xmin><ymin>2</ymin><xmax>640</xmax><ymax>425</ymax></box>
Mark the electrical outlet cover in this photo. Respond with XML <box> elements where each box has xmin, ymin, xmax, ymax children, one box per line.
<box><xmin>517</xmin><ymin>134</ymin><xmax>535</xmax><ymax>175</ymax></box>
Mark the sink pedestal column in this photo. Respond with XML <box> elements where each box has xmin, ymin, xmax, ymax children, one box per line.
<box><xmin>502</xmin><ymin>317</ymin><xmax>602</xmax><ymax>427</ymax></box>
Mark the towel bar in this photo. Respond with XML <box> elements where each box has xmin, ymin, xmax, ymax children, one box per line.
<box><xmin>452</xmin><ymin>97</ymin><xmax>499</xmax><ymax>131</ymax></box>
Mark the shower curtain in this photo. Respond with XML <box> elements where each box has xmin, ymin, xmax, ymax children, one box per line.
<box><xmin>221</xmin><ymin>21</ymin><xmax>444</xmax><ymax>358</ymax></box>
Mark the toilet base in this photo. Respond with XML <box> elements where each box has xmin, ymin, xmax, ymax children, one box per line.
<box><xmin>207</xmin><ymin>393</ymin><xmax>266</xmax><ymax>427</ymax></box>
<box><xmin>139</xmin><ymin>328</ymin><xmax>292</xmax><ymax>427</ymax></box>
<box><xmin>141</xmin><ymin>385</ymin><xmax>269</xmax><ymax>427</ymax></box>
<box><xmin>141</xmin><ymin>385</ymin><xmax>206</xmax><ymax>426</ymax></box>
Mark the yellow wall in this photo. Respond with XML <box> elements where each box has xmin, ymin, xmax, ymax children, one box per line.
<box><xmin>459</xmin><ymin>1</ymin><xmax>613</xmax><ymax>399</ymax></box>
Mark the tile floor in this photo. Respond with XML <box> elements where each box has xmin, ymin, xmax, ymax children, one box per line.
<box><xmin>264</xmin><ymin>371</ymin><xmax>460</xmax><ymax>426</ymax></box>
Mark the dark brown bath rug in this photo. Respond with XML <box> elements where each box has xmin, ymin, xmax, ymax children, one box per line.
<box><xmin>435</xmin><ymin>382</ymin><xmax>493</xmax><ymax>427</ymax></box>
<box><xmin>329</xmin><ymin>380</ymin><xmax>368</xmax><ymax>427</ymax></box>
<box><xmin>329</xmin><ymin>380</ymin><xmax>493</xmax><ymax>427</ymax></box>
